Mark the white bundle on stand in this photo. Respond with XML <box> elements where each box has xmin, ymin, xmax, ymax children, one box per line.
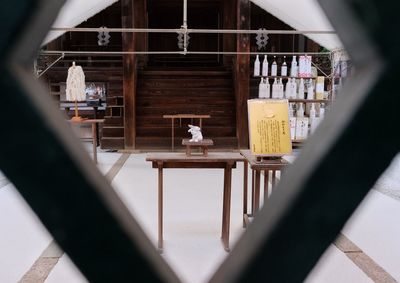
<box><xmin>66</xmin><ymin>62</ymin><xmax>86</xmax><ymax>121</ymax></box>
<box><xmin>66</xmin><ymin>63</ymin><xmax>86</xmax><ymax>102</ymax></box>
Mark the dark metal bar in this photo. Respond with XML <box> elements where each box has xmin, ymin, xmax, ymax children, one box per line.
<box><xmin>0</xmin><ymin>1</ymin><xmax>180</xmax><ymax>282</ymax></box>
<box><xmin>210</xmin><ymin>0</ymin><xmax>399</xmax><ymax>282</ymax></box>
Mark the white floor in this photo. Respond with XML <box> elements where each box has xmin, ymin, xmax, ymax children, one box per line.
<box><xmin>0</xmin><ymin>149</ymin><xmax>399</xmax><ymax>283</ymax></box>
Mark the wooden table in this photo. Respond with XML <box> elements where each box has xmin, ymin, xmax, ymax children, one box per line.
<box><xmin>240</xmin><ymin>150</ymin><xmax>289</xmax><ymax>227</ymax></box>
<box><xmin>146</xmin><ymin>152</ymin><xmax>244</xmax><ymax>252</ymax></box>
<box><xmin>69</xmin><ymin>119</ymin><xmax>104</xmax><ymax>164</ymax></box>
<box><xmin>162</xmin><ymin>114</ymin><xmax>211</xmax><ymax>151</ymax></box>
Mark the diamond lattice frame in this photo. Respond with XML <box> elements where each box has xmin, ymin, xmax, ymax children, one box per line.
<box><xmin>0</xmin><ymin>0</ymin><xmax>399</xmax><ymax>282</ymax></box>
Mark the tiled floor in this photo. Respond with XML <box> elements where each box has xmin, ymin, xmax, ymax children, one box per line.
<box><xmin>0</xmin><ymin>147</ymin><xmax>399</xmax><ymax>283</ymax></box>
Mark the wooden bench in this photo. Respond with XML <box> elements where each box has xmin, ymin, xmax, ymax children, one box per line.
<box><xmin>182</xmin><ymin>139</ymin><xmax>214</xmax><ymax>156</ymax></box>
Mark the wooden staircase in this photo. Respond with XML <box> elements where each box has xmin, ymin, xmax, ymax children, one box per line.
<box><xmin>136</xmin><ymin>67</ymin><xmax>238</xmax><ymax>150</ymax></box>
<box><xmin>101</xmin><ymin>86</ymin><xmax>125</xmax><ymax>149</ymax></box>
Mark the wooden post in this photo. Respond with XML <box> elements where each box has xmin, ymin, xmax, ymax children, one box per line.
<box><xmin>235</xmin><ymin>0</ymin><xmax>250</xmax><ymax>149</ymax></box>
<box><xmin>134</xmin><ymin>0</ymin><xmax>148</xmax><ymax>68</ymax></box>
<box><xmin>157</xmin><ymin>162</ymin><xmax>163</xmax><ymax>252</ymax></box>
<box><xmin>122</xmin><ymin>0</ymin><xmax>136</xmax><ymax>149</ymax></box>
<box><xmin>223</xmin><ymin>0</ymin><xmax>236</xmax><ymax>68</ymax></box>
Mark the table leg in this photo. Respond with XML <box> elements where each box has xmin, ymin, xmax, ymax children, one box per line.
<box><xmin>272</xmin><ymin>170</ymin><xmax>277</xmax><ymax>190</ymax></box>
<box><xmin>251</xmin><ymin>170</ymin><xmax>255</xmax><ymax>215</ymax></box>
<box><xmin>221</xmin><ymin>162</ymin><xmax>233</xmax><ymax>252</ymax></box>
<box><xmin>221</xmin><ymin>164</ymin><xmax>228</xmax><ymax>239</ymax></box>
<box><xmin>243</xmin><ymin>162</ymin><xmax>248</xmax><ymax>228</ymax></box>
<box><xmin>199</xmin><ymin>118</ymin><xmax>202</xmax><ymax>129</ymax></box>
<box><xmin>254</xmin><ymin>170</ymin><xmax>261</xmax><ymax>213</ymax></box>
<box><xmin>92</xmin><ymin>123</ymin><xmax>97</xmax><ymax>164</ymax></box>
<box><xmin>264</xmin><ymin>169</ymin><xmax>269</xmax><ymax>203</ymax></box>
<box><xmin>158</xmin><ymin>162</ymin><xmax>164</xmax><ymax>252</ymax></box>
<box><xmin>171</xmin><ymin>118</ymin><xmax>175</xmax><ymax>151</ymax></box>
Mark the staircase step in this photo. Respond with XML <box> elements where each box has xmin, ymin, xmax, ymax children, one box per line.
<box><xmin>104</xmin><ymin>116</ymin><xmax>123</xmax><ymax>126</ymax></box>
<box><xmin>136</xmin><ymin>126</ymin><xmax>236</xmax><ymax>137</ymax></box>
<box><xmin>136</xmin><ymin>116</ymin><xmax>235</xmax><ymax>126</ymax></box>
<box><xmin>103</xmin><ymin>126</ymin><xmax>124</xmax><ymax>137</ymax></box>
<box><xmin>136</xmin><ymin>89</ymin><xmax>234</xmax><ymax>97</ymax></box>
<box><xmin>138</xmin><ymin>80</ymin><xmax>232</xmax><ymax>89</ymax></box>
<box><xmin>137</xmin><ymin>97</ymin><xmax>234</xmax><ymax>106</ymax></box>
<box><xmin>101</xmin><ymin>137</ymin><xmax>124</xmax><ymax>149</ymax></box>
<box><xmin>135</xmin><ymin>137</ymin><xmax>238</xmax><ymax>149</ymax></box>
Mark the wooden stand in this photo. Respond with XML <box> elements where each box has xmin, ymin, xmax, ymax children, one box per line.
<box><xmin>71</xmin><ymin>100</ymin><xmax>84</xmax><ymax>122</ymax></box>
<box><xmin>182</xmin><ymin>139</ymin><xmax>214</xmax><ymax>156</ymax></box>
<box><xmin>240</xmin><ymin>150</ymin><xmax>289</xmax><ymax>228</ymax></box>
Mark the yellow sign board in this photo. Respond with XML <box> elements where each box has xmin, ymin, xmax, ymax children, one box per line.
<box><xmin>247</xmin><ymin>99</ymin><xmax>292</xmax><ymax>156</ymax></box>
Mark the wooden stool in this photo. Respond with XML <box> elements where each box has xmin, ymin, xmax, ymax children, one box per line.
<box><xmin>182</xmin><ymin>139</ymin><xmax>214</xmax><ymax>156</ymax></box>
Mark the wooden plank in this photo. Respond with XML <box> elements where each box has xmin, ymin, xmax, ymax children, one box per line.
<box><xmin>236</xmin><ymin>0</ymin><xmax>250</xmax><ymax>149</ymax></box>
<box><xmin>121</xmin><ymin>0</ymin><xmax>135</xmax><ymax>149</ymax></box>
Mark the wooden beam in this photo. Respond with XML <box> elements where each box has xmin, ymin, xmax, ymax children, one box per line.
<box><xmin>235</xmin><ymin>0</ymin><xmax>250</xmax><ymax>149</ymax></box>
<box><xmin>121</xmin><ymin>0</ymin><xmax>136</xmax><ymax>149</ymax></box>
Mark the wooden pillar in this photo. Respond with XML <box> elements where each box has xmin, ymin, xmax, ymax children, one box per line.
<box><xmin>122</xmin><ymin>0</ymin><xmax>136</xmax><ymax>149</ymax></box>
<box><xmin>223</xmin><ymin>0</ymin><xmax>236</xmax><ymax>68</ymax></box>
<box><xmin>134</xmin><ymin>0</ymin><xmax>148</xmax><ymax>68</ymax></box>
<box><xmin>235</xmin><ymin>0</ymin><xmax>250</xmax><ymax>149</ymax></box>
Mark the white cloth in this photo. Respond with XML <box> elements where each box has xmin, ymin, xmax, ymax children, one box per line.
<box><xmin>66</xmin><ymin>65</ymin><xmax>86</xmax><ymax>101</ymax></box>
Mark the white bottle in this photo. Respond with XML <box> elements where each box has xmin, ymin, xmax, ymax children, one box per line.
<box><xmin>290</xmin><ymin>55</ymin><xmax>298</xmax><ymax>77</ymax></box>
<box><xmin>295</xmin><ymin>116</ymin><xmax>309</xmax><ymax>140</ymax></box>
<box><xmin>298</xmin><ymin>78</ymin><xmax>305</xmax><ymax>99</ymax></box>
<box><xmin>278</xmin><ymin>78</ymin><xmax>284</xmax><ymax>98</ymax></box>
<box><xmin>254</xmin><ymin>55</ymin><xmax>260</xmax><ymax>77</ymax></box>
<box><xmin>288</xmin><ymin>103</ymin><xmax>295</xmax><ymax>117</ymax></box>
<box><xmin>307</xmin><ymin>80</ymin><xmax>314</xmax><ymax>100</ymax></box>
<box><xmin>289</xmin><ymin>116</ymin><xmax>296</xmax><ymax>140</ymax></box>
<box><xmin>262</xmin><ymin>55</ymin><xmax>269</xmax><ymax>77</ymax></box>
<box><xmin>258</xmin><ymin>78</ymin><xmax>264</xmax><ymax>98</ymax></box>
<box><xmin>281</xmin><ymin>56</ymin><xmax>288</xmax><ymax>77</ymax></box>
<box><xmin>320</xmin><ymin>104</ymin><xmax>325</xmax><ymax>119</ymax></box>
<box><xmin>271</xmin><ymin>78</ymin><xmax>278</xmax><ymax>98</ymax></box>
<box><xmin>310</xmin><ymin>103</ymin><xmax>316</xmax><ymax>120</ymax></box>
<box><xmin>292</xmin><ymin>78</ymin><xmax>298</xmax><ymax>98</ymax></box>
<box><xmin>271</xmin><ymin>56</ymin><xmax>278</xmax><ymax>76</ymax></box>
<box><xmin>259</xmin><ymin>78</ymin><xmax>270</xmax><ymax>99</ymax></box>
<box><xmin>265</xmin><ymin>79</ymin><xmax>271</xmax><ymax>98</ymax></box>
<box><xmin>286</xmin><ymin>78</ymin><xmax>292</xmax><ymax>98</ymax></box>
<box><xmin>310</xmin><ymin>103</ymin><xmax>318</xmax><ymax>133</ymax></box>
<box><xmin>297</xmin><ymin>103</ymin><xmax>304</xmax><ymax>118</ymax></box>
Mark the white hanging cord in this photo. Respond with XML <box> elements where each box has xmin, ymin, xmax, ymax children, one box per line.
<box><xmin>49</xmin><ymin>27</ymin><xmax>335</xmax><ymax>35</ymax></box>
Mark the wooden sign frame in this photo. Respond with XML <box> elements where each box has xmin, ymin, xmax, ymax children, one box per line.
<box><xmin>247</xmin><ymin>99</ymin><xmax>292</xmax><ymax>157</ymax></box>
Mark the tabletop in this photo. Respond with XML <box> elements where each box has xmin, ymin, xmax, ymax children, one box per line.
<box><xmin>240</xmin><ymin>150</ymin><xmax>290</xmax><ymax>170</ymax></box>
<box><xmin>146</xmin><ymin>152</ymin><xmax>244</xmax><ymax>163</ymax></box>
